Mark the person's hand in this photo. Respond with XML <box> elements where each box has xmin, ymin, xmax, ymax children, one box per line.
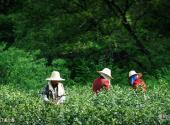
<box><xmin>50</xmin><ymin>100</ymin><xmax>59</xmax><ymax>105</ymax></box>
<box><xmin>138</xmin><ymin>73</ymin><xmax>142</xmax><ymax>78</ymax></box>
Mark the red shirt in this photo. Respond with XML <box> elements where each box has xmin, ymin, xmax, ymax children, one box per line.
<box><xmin>92</xmin><ymin>77</ymin><xmax>110</xmax><ymax>94</ymax></box>
<box><xmin>133</xmin><ymin>79</ymin><xmax>141</xmax><ymax>86</ymax></box>
<box><xmin>133</xmin><ymin>79</ymin><xmax>147</xmax><ymax>91</ymax></box>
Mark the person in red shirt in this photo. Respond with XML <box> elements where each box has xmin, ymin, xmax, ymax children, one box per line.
<box><xmin>92</xmin><ymin>68</ymin><xmax>113</xmax><ymax>94</ymax></box>
<box><xmin>128</xmin><ymin>70</ymin><xmax>147</xmax><ymax>92</ymax></box>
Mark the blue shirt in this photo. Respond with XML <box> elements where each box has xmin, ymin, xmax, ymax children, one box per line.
<box><xmin>129</xmin><ymin>74</ymin><xmax>137</xmax><ymax>85</ymax></box>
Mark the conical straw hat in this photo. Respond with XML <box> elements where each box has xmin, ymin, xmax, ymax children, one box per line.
<box><xmin>129</xmin><ymin>70</ymin><xmax>137</xmax><ymax>77</ymax></box>
<box><xmin>46</xmin><ymin>71</ymin><xmax>65</xmax><ymax>81</ymax></box>
<box><xmin>97</xmin><ymin>68</ymin><xmax>113</xmax><ymax>79</ymax></box>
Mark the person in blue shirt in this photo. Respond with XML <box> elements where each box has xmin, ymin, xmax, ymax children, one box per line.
<box><xmin>128</xmin><ymin>70</ymin><xmax>147</xmax><ymax>92</ymax></box>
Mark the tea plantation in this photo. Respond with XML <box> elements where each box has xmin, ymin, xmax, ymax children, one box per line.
<box><xmin>0</xmin><ymin>80</ymin><xmax>170</xmax><ymax>124</ymax></box>
<box><xmin>1</xmin><ymin>0</ymin><xmax>170</xmax><ymax>124</ymax></box>
<box><xmin>0</xmin><ymin>44</ymin><xmax>170</xmax><ymax>124</ymax></box>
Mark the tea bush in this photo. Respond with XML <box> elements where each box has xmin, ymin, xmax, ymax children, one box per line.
<box><xmin>0</xmin><ymin>44</ymin><xmax>73</xmax><ymax>90</ymax></box>
<box><xmin>51</xmin><ymin>58</ymin><xmax>72</xmax><ymax>84</ymax></box>
<box><xmin>0</xmin><ymin>44</ymin><xmax>49</xmax><ymax>90</ymax></box>
<box><xmin>0</xmin><ymin>78</ymin><xmax>169</xmax><ymax>124</ymax></box>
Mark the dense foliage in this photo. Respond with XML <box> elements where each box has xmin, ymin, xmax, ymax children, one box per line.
<box><xmin>0</xmin><ymin>0</ymin><xmax>170</xmax><ymax>124</ymax></box>
<box><xmin>0</xmin><ymin>44</ymin><xmax>170</xmax><ymax>124</ymax></box>
<box><xmin>0</xmin><ymin>80</ymin><xmax>170</xmax><ymax>124</ymax></box>
<box><xmin>1</xmin><ymin>0</ymin><xmax>170</xmax><ymax>74</ymax></box>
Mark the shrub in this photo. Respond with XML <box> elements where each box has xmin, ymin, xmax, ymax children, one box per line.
<box><xmin>0</xmin><ymin>80</ymin><xmax>170</xmax><ymax>124</ymax></box>
<box><xmin>51</xmin><ymin>59</ymin><xmax>70</xmax><ymax>81</ymax></box>
<box><xmin>0</xmin><ymin>44</ymin><xmax>49</xmax><ymax>90</ymax></box>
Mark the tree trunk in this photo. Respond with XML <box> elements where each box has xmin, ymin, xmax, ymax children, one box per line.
<box><xmin>104</xmin><ymin>0</ymin><xmax>155</xmax><ymax>69</ymax></box>
<box><xmin>105</xmin><ymin>0</ymin><xmax>150</xmax><ymax>55</ymax></box>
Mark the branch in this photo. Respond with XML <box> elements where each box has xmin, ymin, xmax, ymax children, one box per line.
<box><xmin>124</xmin><ymin>0</ymin><xmax>134</xmax><ymax>13</ymax></box>
<box><xmin>104</xmin><ymin>0</ymin><xmax>150</xmax><ymax>55</ymax></box>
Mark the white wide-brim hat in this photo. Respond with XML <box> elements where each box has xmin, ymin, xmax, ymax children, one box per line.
<box><xmin>129</xmin><ymin>70</ymin><xmax>137</xmax><ymax>77</ymax></box>
<box><xmin>46</xmin><ymin>71</ymin><xmax>65</xmax><ymax>81</ymax></box>
<box><xmin>97</xmin><ymin>68</ymin><xmax>113</xmax><ymax>79</ymax></box>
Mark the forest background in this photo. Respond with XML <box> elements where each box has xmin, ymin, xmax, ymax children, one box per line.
<box><xmin>0</xmin><ymin>0</ymin><xmax>170</xmax><ymax>124</ymax></box>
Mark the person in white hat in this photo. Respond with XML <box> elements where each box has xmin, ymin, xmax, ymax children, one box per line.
<box><xmin>92</xmin><ymin>68</ymin><xmax>113</xmax><ymax>94</ymax></box>
<box><xmin>128</xmin><ymin>70</ymin><xmax>147</xmax><ymax>92</ymax></box>
<box><xmin>42</xmin><ymin>71</ymin><xmax>66</xmax><ymax>104</ymax></box>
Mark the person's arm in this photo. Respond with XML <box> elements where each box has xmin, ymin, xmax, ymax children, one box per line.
<box><xmin>137</xmin><ymin>73</ymin><xmax>142</xmax><ymax>79</ymax></box>
<box><xmin>103</xmin><ymin>80</ymin><xmax>110</xmax><ymax>91</ymax></box>
<box><xmin>42</xmin><ymin>85</ymin><xmax>50</xmax><ymax>102</ymax></box>
<box><xmin>58</xmin><ymin>83</ymin><xmax>66</xmax><ymax>96</ymax></box>
<box><xmin>43</xmin><ymin>95</ymin><xmax>49</xmax><ymax>102</ymax></box>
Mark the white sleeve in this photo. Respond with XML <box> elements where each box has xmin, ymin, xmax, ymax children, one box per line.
<box><xmin>43</xmin><ymin>95</ymin><xmax>49</xmax><ymax>102</ymax></box>
<box><xmin>58</xmin><ymin>83</ymin><xmax>65</xmax><ymax>96</ymax></box>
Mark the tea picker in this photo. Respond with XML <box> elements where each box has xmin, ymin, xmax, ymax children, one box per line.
<box><xmin>128</xmin><ymin>70</ymin><xmax>147</xmax><ymax>92</ymax></box>
<box><xmin>92</xmin><ymin>68</ymin><xmax>113</xmax><ymax>94</ymax></box>
<box><xmin>41</xmin><ymin>71</ymin><xmax>66</xmax><ymax>105</ymax></box>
